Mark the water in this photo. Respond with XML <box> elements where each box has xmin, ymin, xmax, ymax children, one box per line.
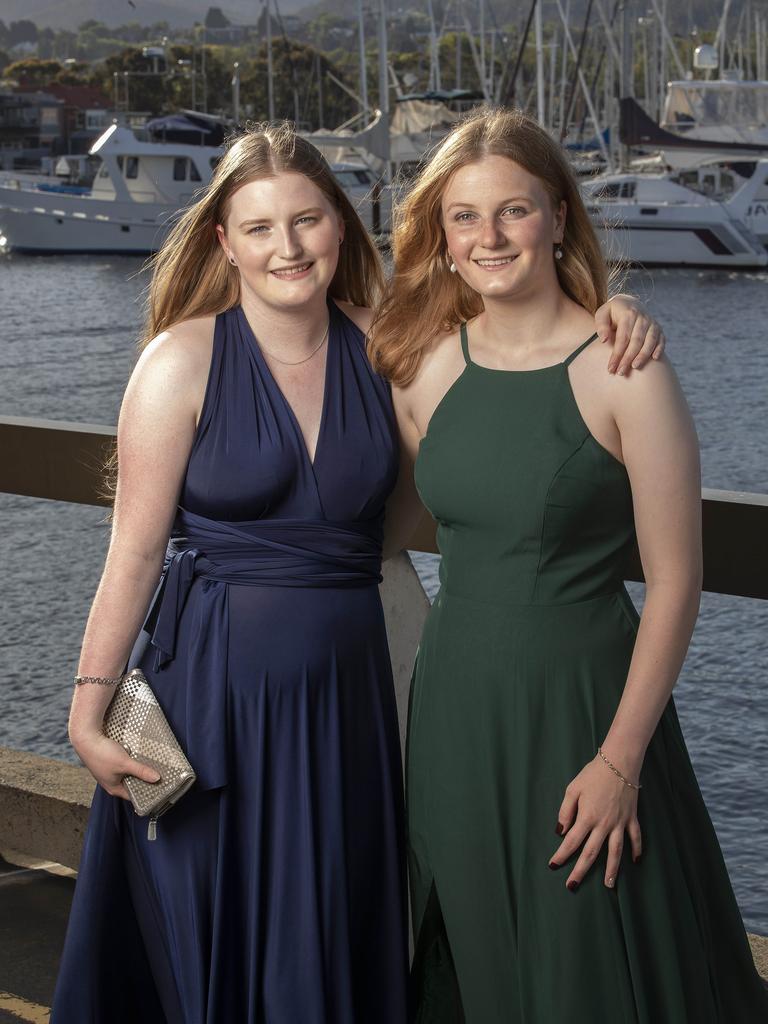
<box><xmin>1</xmin><ymin>256</ymin><xmax>766</xmax><ymax>933</ymax></box>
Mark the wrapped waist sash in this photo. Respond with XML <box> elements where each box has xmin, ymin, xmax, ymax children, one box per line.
<box><xmin>142</xmin><ymin>508</ymin><xmax>383</xmax><ymax>789</ymax></box>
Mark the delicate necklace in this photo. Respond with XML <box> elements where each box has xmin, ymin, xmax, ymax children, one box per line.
<box><xmin>259</xmin><ymin>320</ymin><xmax>330</xmax><ymax>366</ymax></box>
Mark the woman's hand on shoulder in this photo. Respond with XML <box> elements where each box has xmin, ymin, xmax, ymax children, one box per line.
<box><xmin>595</xmin><ymin>293</ymin><xmax>666</xmax><ymax>376</ymax></box>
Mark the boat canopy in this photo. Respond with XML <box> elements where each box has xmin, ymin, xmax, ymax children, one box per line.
<box><xmin>619</xmin><ymin>97</ymin><xmax>768</xmax><ymax>154</ymax></box>
<box><xmin>662</xmin><ymin>81</ymin><xmax>768</xmax><ymax>130</ymax></box>
<box><xmin>146</xmin><ymin>111</ymin><xmax>228</xmax><ymax>146</ymax></box>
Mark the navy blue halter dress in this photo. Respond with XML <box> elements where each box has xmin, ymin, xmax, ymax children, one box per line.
<box><xmin>51</xmin><ymin>302</ymin><xmax>409</xmax><ymax>1024</ymax></box>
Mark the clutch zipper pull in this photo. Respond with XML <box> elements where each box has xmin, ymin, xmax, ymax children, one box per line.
<box><xmin>148</xmin><ymin>817</ymin><xmax>158</xmax><ymax>841</ymax></box>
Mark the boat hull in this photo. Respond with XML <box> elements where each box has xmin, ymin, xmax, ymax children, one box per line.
<box><xmin>0</xmin><ymin>188</ymin><xmax>177</xmax><ymax>254</ymax></box>
<box><xmin>588</xmin><ymin>207</ymin><xmax>768</xmax><ymax>268</ymax></box>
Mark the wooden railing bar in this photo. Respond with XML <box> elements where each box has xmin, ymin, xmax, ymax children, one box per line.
<box><xmin>1</xmin><ymin>417</ymin><xmax>766</xmax><ymax>599</ymax></box>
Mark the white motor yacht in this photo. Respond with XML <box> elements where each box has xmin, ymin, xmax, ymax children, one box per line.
<box><xmin>0</xmin><ymin>122</ymin><xmax>389</xmax><ymax>255</ymax></box>
<box><xmin>582</xmin><ymin>162</ymin><xmax>768</xmax><ymax>267</ymax></box>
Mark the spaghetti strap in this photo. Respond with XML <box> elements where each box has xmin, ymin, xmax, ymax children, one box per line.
<box><xmin>563</xmin><ymin>332</ymin><xmax>599</xmax><ymax>367</ymax></box>
<box><xmin>460</xmin><ymin>323</ymin><xmax>471</xmax><ymax>365</ymax></box>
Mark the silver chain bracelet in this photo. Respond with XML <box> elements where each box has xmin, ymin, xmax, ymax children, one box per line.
<box><xmin>74</xmin><ymin>674</ymin><xmax>123</xmax><ymax>686</ymax></box>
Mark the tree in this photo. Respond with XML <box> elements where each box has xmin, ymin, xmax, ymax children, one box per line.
<box><xmin>8</xmin><ymin>20</ymin><xmax>38</xmax><ymax>46</ymax></box>
<box><xmin>239</xmin><ymin>41</ymin><xmax>356</xmax><ymax>128</ymax></box>
<box><xmin>89</xmin><ymin>47</ymin><xmax>174</xmax><ymax>114</ymax></box>
<box><xmin>36</xmin><ymin>27</ymin><xmax>56</xmax><ymax>60</ymax></box>
<box><xmin>78</xmin><ymin>20</ymin><xmax>108</xmax><ymax>34</ymax></box>
<box><xmin>55</xmin><ymin>61</ymin><xmax>90</xmax><ymax>85</ymax></box>
<box><xmin>307</xmin><ymin>13</ymin><xmax>350</xmax><ymax>52</ymax></box>
<box><xmin>2</xmin><ymin>57</ymin><xmax>63</xmax><ymax>85</ymax></box>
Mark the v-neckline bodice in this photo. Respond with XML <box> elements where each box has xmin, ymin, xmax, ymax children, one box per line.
<box><xmin>236</xmin><ymin>303</ymin><xmax>333</xmax><ymax>471</ymax></box>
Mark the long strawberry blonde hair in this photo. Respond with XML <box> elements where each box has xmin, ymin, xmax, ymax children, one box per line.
<box><xmin>369</xmin><ymin>107</ymin><xmax>609</xmax><ymax>386</ymax></box>
<box><xmin>140</xmin><ymin>120</ymin><xmax>384</xmax><ymax>349</ymax></box>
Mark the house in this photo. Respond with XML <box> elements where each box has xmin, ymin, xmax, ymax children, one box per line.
<box><xmin>44</xmin><ymin>83</ymin><xmax>111</xmax><ymax>154</ymax></box>
<box><xmin>0</xmin><ymin>89</ymin><xmax>62</xmax><ymax>169</ymax></box>
<box><xmin>0</xmin><ymin>81</ymin><xmax>112</xmax><ymax>169</ymax></box>
<box><xmin>204</xmin><ymin>7</ymin><xmax>251</xmax><ymax>45</ymax></box>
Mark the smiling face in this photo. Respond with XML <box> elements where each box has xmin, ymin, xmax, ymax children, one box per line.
<box><xmin>216</xmin><ymin>171</ymin><xmax>344</xmax><ymax>313</ymax></box>
<box><xmin>441</xmin><ymin>154</ymin><xmax>566</xmax><ymax>303</ymax></box>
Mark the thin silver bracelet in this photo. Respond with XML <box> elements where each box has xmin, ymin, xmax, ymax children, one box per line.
<box><xmin>74</xmin><ymin>674</ymin><xmax>123</xmax><ymax>687</ymax></box>
<box><xmin>597</xmin><ymin>747</ymin><xmax>642</xmax><ymax>790</ymax></box>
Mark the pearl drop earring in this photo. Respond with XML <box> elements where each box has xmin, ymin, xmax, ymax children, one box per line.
<box><xmin>554</xmin><ymin>245</ymin><xmax>563</xmax><ymax>260</ymax></box>
<box><xmin>449</xmin><ymin>261</ymin><xmax>457</xmax><ymax>273</ymax></box>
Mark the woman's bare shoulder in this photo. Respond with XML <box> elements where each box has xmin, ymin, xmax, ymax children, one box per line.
<box><xmin>334</xmin><ymin>300</ymin><xmax>374</xmax><ymax>335</ymax></box>
<box><xmin>393</xmin><ymin>328</ymin><xmax>464</xmax><ymax>441</ymax></box>
<box><xmin>147</xmin><ymin>314</ymin><xmax>215</xmax><ymax>357</ymax></box>
<box><xmin>406</xmin><ymin>326</ymin><xmax>463</xmax><ymax>393</ymax></box>
<box><xmin>127</xmin><ymin>315</ymin><xmax>216</xmax><ymax>412</ymax></box>
<box><xmin>138</xmin><ymin>314</ymin><xmax>216</xmax><ymax>373</ymax></box>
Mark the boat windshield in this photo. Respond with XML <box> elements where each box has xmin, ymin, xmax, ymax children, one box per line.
<box><xmin>588</xmin><ymin>180</ymin><xmax>637</xmax><ymax>201</ymax></box>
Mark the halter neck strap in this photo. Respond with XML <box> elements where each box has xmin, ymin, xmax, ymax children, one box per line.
<box><xmin>563</xmin><ymin>332</ymin><xmax>599</xmax><ymax>367</ymax></box>
<box><xmin>460</xmin><ymin>323</ymin><xmax>471</xmax><ymax>365</ymax></box>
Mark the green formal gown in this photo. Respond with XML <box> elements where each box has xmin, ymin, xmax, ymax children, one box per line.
<box><xmin>407</xmin><ymin>325</ymin><xmax>768</xmax><ymax>1023</ymax></box>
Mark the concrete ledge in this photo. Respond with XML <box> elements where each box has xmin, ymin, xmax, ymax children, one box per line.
<box><xmin>0</xmin><ymin>747</ymin><xmax>93</xmax><ymax>872</ymax></box>
<box><xmin>749</xmin><ymin>933</ymin><xmax>768</xmax><ymax>981</ymax></box>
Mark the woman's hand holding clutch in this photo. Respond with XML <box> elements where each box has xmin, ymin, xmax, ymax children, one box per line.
<box><xmin>71</xmin><ymin>728</ymin><xmax>161</xmax><ymax>801</ymax></box>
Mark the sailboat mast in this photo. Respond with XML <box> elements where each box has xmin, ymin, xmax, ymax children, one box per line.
<box><xmin>377</xmin><ymin>0</ymin><xmax>391</xmax><ymax>180</ymax></box>
<box><xmin>535</xmin><ymin>0</ymin><xmax>546</xmax><ymax>124</ymax></box>
<box><xmin>621</xmin><ymin>0</ymin><xmax>633</xmax><ymax>169</ymax></box>
<box><xmin>426</xmin><ymin>0</ymin><xmax>442</xmax><ymax>91</ymax></box>
<box><xmin>357</xmin><ymin>0</ymin><xmax>369</xmax><ymax>118</ymax></box>
<box><xmin>479</xmin><ymin>0</ymin><xmax>487</xmax><ymax>99</ymax></box>
<box><xmin>266</xmin><ymin>0</ymin><xmax>275</xmax><ymax>120</ymax></box>
<box><xmin>559</xmin><ymin>0</ymin><xmax>570</xmax><ymax>133</ymax></box>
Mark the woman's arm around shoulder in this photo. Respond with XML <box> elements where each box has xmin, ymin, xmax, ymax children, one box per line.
<box><xmin>595</xmin><ymin>293</ymin><xmax>666</xmax><ymax>376</ymax></box>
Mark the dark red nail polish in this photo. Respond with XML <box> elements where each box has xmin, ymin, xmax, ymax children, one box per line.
<box><xmin>555</xmin><ymin>822</ymin><xmax>564</xmax><ymax>835</ymax></box>
<box><xmin>633</xmin><ymin>854</ymin><xmax>642</xmax><ymax>865</ymax></box>
<box><xmin>567</xmin><ymin>880</ymin><xmax>579</xmax><ymax>892</ymax></box>
<box><xmin>548</xmin><ymin>861</ymin><xmax>560</xmax><ymax>871</ymax></box>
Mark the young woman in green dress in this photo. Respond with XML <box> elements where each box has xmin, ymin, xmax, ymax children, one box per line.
<box><xmin>372</xmin><ymin>108</ymin><xmax>768</xmax><ymax>1022</ymax></box>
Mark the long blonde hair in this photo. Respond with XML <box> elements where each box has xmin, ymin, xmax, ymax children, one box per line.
<box><xmin>369</xmin><ymin>107</ymin><xmax>609</xmax><ymax>386</ymax></box>
<box><xmin>141</xmin><ymin>120</ymin><xmax>385</xmax><ymax>348</ymax></box>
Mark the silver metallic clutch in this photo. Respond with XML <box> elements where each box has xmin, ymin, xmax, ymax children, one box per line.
<box><xmin>102</xmin><ymin>668</ymin><xmax>196</xmax><ymax>839</ymax></box>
